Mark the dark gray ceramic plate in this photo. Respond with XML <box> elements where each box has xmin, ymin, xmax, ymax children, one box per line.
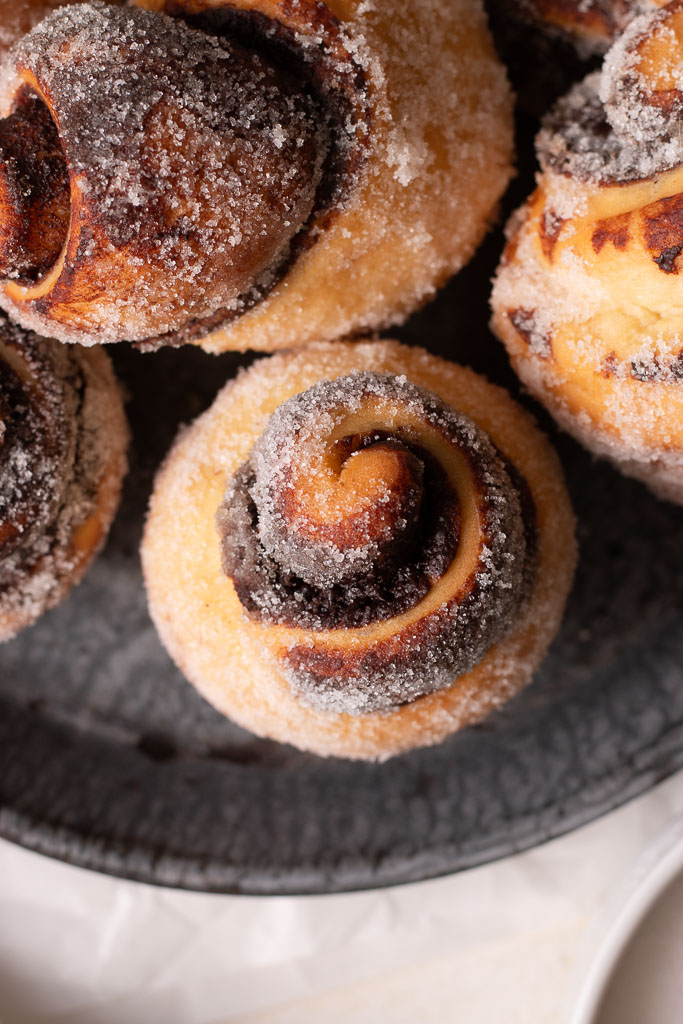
<box><xmin>2</xmin><ymin>128</ymin><xmax>683</xmax><ymax>895</ymax></box>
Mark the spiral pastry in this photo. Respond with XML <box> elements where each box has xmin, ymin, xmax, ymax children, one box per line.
<box><xmin>492</xmin><ymin>0</ymin><xmax>683</xmax><ymax>504</ymax></box>
<box><xmin>142</xmin><ymin>341</ymin><xmax>575</xmax><ymax>760</ymax></box>
<box><xmin>0</xmin><ymin>0</ymin><xmax>512</xmax><ymax>350</ymax></box>
<box><xmin>0</xmin><ymin>312</ymin><xmax>127</xmax><ymax>640</ymax></box>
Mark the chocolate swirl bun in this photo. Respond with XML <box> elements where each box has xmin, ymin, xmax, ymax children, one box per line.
<box><xmin>492</xmin><ymin>0</ymin><xmax>683</xmax><ymax>504</ymax></box>
<box><xmin>143</xmin><ymin>341</ymin><xmax>575</xmax><ymax>760</ymax></box>
<box><xmin>0</xmin><ymin>312</ymin><xmax>127</xmax><ymax>640</ymax></box>
<box><xmin>0</xmin><ymin>0</ymin><xmax>513</xmax><ymax>350</ymax></box>
<box><xmin>0</xmin><ymin>2</ymin><xmax>326</xmax><ymax>345</ymax></box>
<box><xmin>218</xmin><ymin>372</ymin><xmax>532</xmax><ymax>714</ymax></box>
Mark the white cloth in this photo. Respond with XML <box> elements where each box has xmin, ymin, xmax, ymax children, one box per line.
<box><xmin>2</xmin><ymin>770</ymin><xmax>683</xmax><ymax>1024</ymax></box>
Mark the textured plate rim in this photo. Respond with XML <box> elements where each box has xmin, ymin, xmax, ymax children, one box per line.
<box><xmin>2</xmin><ymin>723</ymin><xmax>683</xmax><ymax>896</ymax></box>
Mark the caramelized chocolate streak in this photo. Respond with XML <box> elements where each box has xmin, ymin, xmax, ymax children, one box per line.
<box><xmin>218</xmin><ymin>373</ymin><xmax>538</xmax><ymax>715</ymax></box>
<box><xmin>591</xmin><ymin>212</ymin><xmax>631</xmax><ymax>253</ymax></box>
<box><xmin>0</xmin><ymin>315</ymin><xmax>93</xmax><ymax>603</ymax></box>
<box><xmin>220</xmin><ymin>447</ymin><xmax>461</xmax><ymax>630</ymax></box>
<box><xmin>599</xmin><ymin>347</ymin><xmax>683</xmax><ymax>381</ymax></box>
<box><xmin>630</xmin><ymin>353</ymin><xmax>683</xmax><ymax>381</ymax></box>
<box><xmin>509</xmin><ymin>308</ymin><xmax>553</xmax><ymax>359</ymax></box>
<box><xmin>642</xmin><ymin>193</ymin><xmax>683</xmax><ymax>273</ymax></box>
<box><xmin>541</xmin><ymin>209</ymin><xmax>566</xmax><ymax>260</ymax></box>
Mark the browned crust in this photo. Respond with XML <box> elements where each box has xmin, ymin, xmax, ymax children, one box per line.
<box><xmin>125</xmin><ymin>0</ymin><xmax>515</xmax><ymax>354</ymax></box>
<box><xmin>491</xmin><ymin>157</ymin><xmax>683</xmax><ymax>503</ymax></box>
<box><xmin>516</xmin><ymin>0</ymin><xmax>665</xmax><ymax>48</ymax></box>
<box><xmin>591</xmin><ymin>211</ymin><xmax>631</xmax><ymax>253</ymax></box>
<box><xmin>161</xmin><ymin>0</ymin><xmax>371</xmax><ymax>215</ymax></box>
<box><xmin>278</xmin><ymin>446</ymin><xmax>422</xmax><ymax>552</ymax></box>
<box><xmin>524</xmin><ymin>0</ymin><xmax>624</xmax><ymax>39</ymax></box>
<box><xmin>540</xmin><ymin>209</ymin><xmax>567</xmax><ymax>261</ymax></box>
<box><xmin>508</xmin><ymin>308</ymin><xmax>553</xmax><ymax>359</ymax></box>
<box><xmin>641</xmin><ymin>193</ymin><xmax>683</xmax><ymax>273</ymax></box>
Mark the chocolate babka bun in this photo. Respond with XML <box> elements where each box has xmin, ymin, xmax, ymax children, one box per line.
<box><xmin>0</xmin><ymin>0</ymin><xmax>513</xmax><ymax>351</ymax></box>
<box><xmin>0</xmin><ymin>1</ymin><xmax>333</xmax><ymax>345</ymax></box>
<box><xmin>0</xmin><ymin>312</ymin><xmax>127</xmax><ymax>640</ymax></box>
<box><xmin>492</xmin><ymin>0</ymin><xmax>683</xmax><ymax>503</ymax></box>
<box><xmin>217</xmin><ymin>372</ymin><xmax>536</xmax><ymax>715</ymax></box>
<box><xmin>142</xmin><ymin>341</ymin><xmax>576</xmax><ymax>760</ymax></box>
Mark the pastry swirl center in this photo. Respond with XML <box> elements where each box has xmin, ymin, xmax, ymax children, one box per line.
<box><xmin>217</xmin><ymin>372</ymin><xmax>538</xmax><ymax>715</ymax></box>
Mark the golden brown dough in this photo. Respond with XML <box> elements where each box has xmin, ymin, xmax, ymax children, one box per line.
<box><xmin>142</xmin><ymin>340</ymin><xmax>576</xmax><ymax>760</ymax></box>
<box><xmin>0</xmin><ymin>312</ymin><xmax>128</xmax><ymax>640</ymax></box>
<box><xmin>0</xmin><ymin>0</ymin><xmax>513</xmax><ymax>350</ymax></box>
<box><xmin>492</xmin><ymin>1</ymin><xmax>683</xmax><ymax>503</ymax></box>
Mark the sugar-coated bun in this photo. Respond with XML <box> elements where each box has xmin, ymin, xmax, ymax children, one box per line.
<box><xmin>142</xmin><ymin>340</ymin><xmax>576</xmax><ymax>761</ymax></box>
<box><xmin>0</xmin><ymin>3</ymin><xmax>326</xmax><ymax>345</ymax></box>
<box><xmin>0</xmin><ymin>0</ymin><xmax>513</xmax><ymax>349</ymax></box>
<box><xmin>492</xmin><ymin>1</ymin><xmax>683</xmax><ymax>504</ymax></box>
<box><xmin>0</xmin><ymin>313</ymin><xmax>128</xmax><ymax>640</ymax></box>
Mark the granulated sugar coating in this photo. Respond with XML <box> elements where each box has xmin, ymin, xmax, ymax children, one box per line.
<box><xmin>0</xmin><ymin>0</ymin><xmax>124</xmax><ymax>61</ymax></box>
<box><xmin>492</xmin><ymin>0</ymin><xmax>683</xmax><ymax>505</ymax></box>
<box><xmin>536</xmin><ymin>2</ymin><xmax>683</xmax><ymax>186</ymax></box>
<box><xmin>0</xmin><ymin>313</ymin><xmax>128</xmax><ymax>640</ymax></box>
<box><xmin>0</xmin><ymin>0</ymin><xmax>513</xmax><ymax>350</ymax></box>
<box><xmin>142</xmin><ymin>340</ymin><xmax>576</xmax><ymax>760</ymax></box>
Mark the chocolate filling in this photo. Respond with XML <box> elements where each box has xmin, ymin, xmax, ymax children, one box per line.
<box><xmin>219</xmin><ymin>440</ymin><xmax>461</xmax><ymax>631</ymax></box>
<box><xmin>0</xmin><ymin>86</ymin><xmax>70</xmax><ymax>283</ymax></box>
